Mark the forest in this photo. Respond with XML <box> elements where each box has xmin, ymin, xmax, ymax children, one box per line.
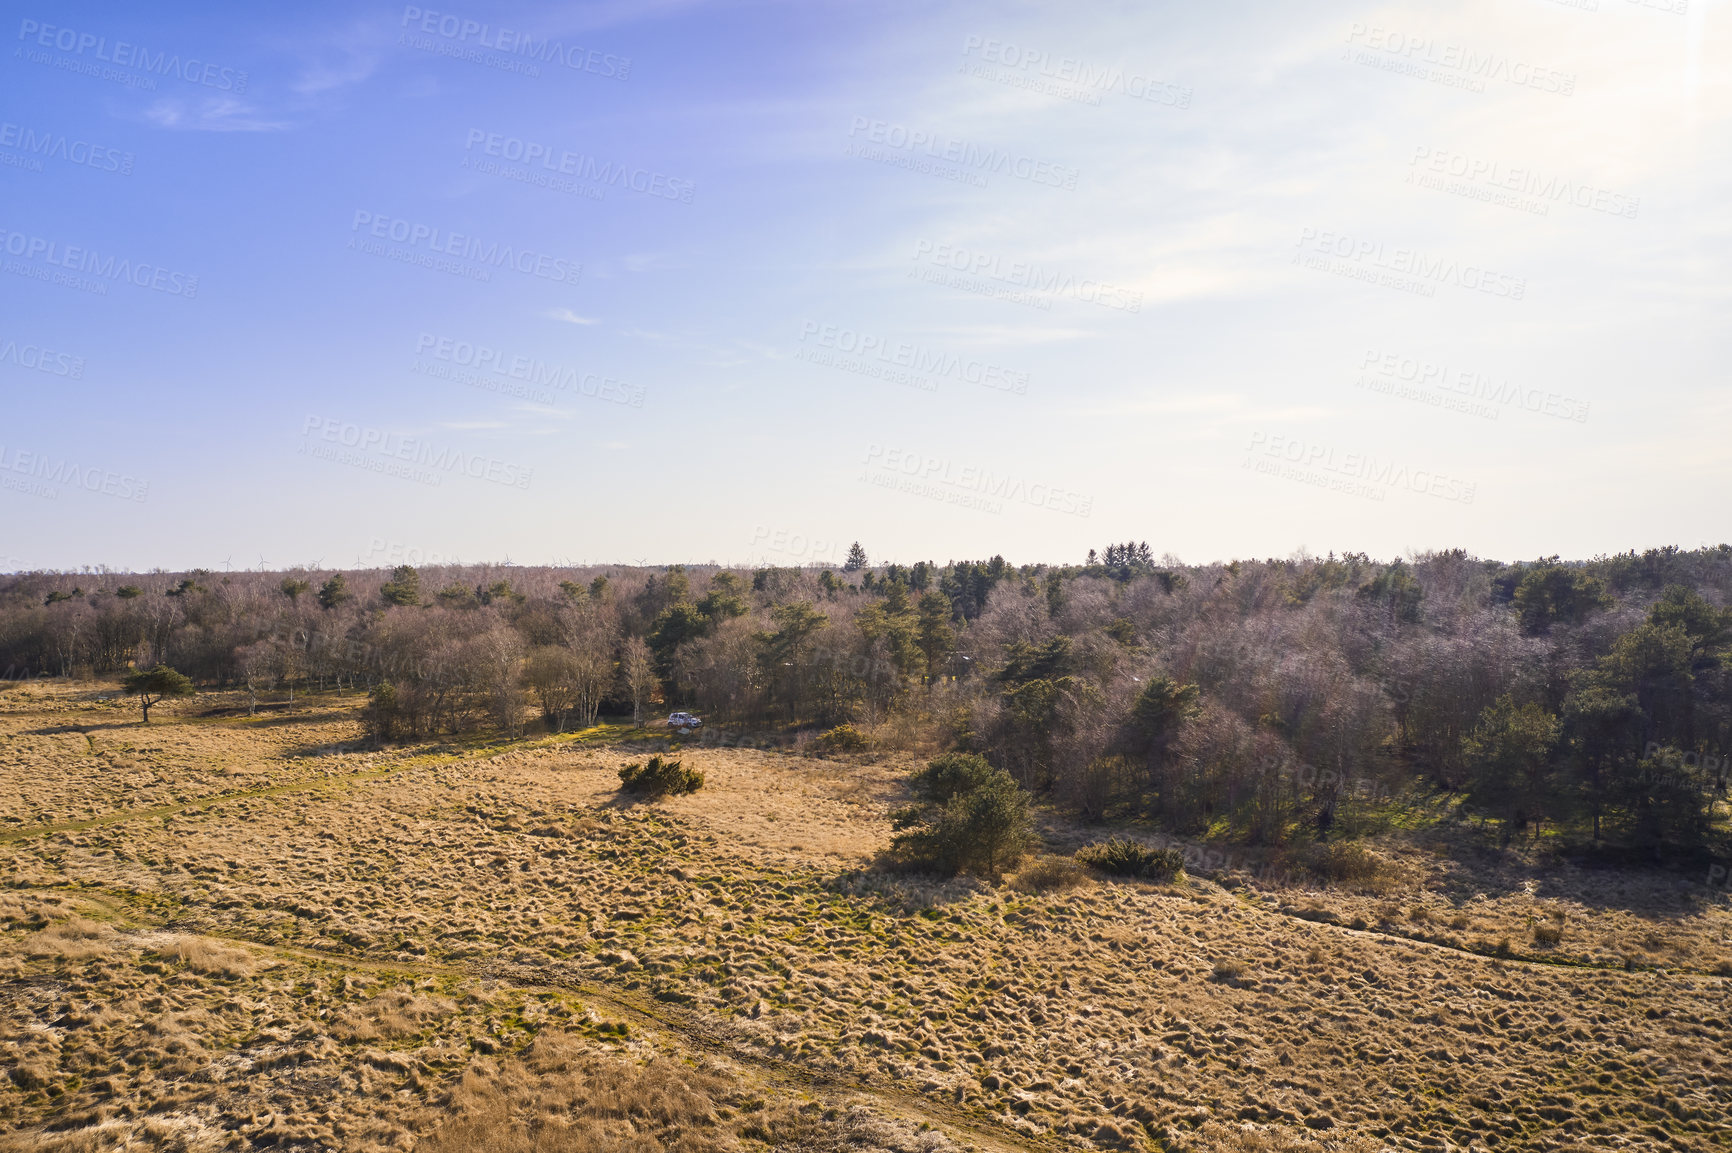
<box><xmin>2</xmin><ymin>543</ymin><xmax>1728</xmax><ymax>864</ymax></box>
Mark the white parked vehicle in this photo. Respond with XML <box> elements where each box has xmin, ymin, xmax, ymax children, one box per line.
<box><xmin>668</xmin><ymin>711</ymin><xmax>702</xmax><ymax>731</ymax></box>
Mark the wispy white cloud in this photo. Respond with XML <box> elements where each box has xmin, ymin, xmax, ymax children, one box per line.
<box><xmin>293</xmin><ymin>47</ymin><xmax>380</xmax><ymax>97</ymax></box>
<box><xmin>1079</xmin><ymin>394</ymin><xmax>1334</xmax><ymax>422</ymax></box>
<box><xmin>547</xmin><ymin>308</ymin><xmax>601</xmax><ymax>326</ymax></box>
<box><xmin>622</xmin><ymin>252</ymin><xmax>676</xmax><ymax>273</ymax></box>
<box><xmin>141</xmin><ymin>97</ymin><xmax>289</xmax><ymax>133</ymax></box>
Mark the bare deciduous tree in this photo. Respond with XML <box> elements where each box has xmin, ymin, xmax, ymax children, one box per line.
<box><xmin>622</xmin><ymin>635</ymin><xmax>656</xmax><ymax>728</ymax></box>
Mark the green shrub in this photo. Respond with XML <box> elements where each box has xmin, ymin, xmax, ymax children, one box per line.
<box><xmin>1074</xmin><ymin>838</ymin><xmax>1184</xmax><ymax>881</ymax></box>
<box><xmin>890</xmin><ymin>755</ymin><xmax>1033</xmax><ymax>878</ymax></box>
<box><xmin>618</xmin><ymin>755</ymin><xmax>704</xmax><ymax>797</ymax></box>
<box><xmin>363</xmin><ymin>681</ymin><xmax>402</xmax><ymax>743</ymax></box>
<box><xmin>814</xmin><ymin>724</ymin><xmax>870</xmax><ymax>754</ymax></box>
<box><xmin>907</xmin><ymin>751</ymin><xmax>995</xmax><ymax>805</ymax></box>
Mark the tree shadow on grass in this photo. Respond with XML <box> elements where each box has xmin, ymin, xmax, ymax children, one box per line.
<box><xmin>1417</xmin><ymin>838</ymin><xmax>1731</xmax><ymax>923</ymax></box>
<box><xmin>829</xmin><ymin>861</ymin><xmax>992</xmax><ymax>915</ymax></box>
<box><xmin>196</xmin><ymin>705</ymin><xmax>353</xmax><ymax>728</ymax></box>
<box><xmin>18</xmin><ymin>721</ymin><xmax>140</xmax><ymax>736</ymax></box>
<box><xmin>597</xmin><ymin>791</ymin><xmax>667</xmax><ymax>813</ymax></box>
<box><xmin>282</xmin><ymin>739</ymin><xmax>368</xmax><ymax>760</ymax></box>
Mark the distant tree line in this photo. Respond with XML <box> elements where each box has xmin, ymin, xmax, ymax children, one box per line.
<box><xmin>2</xmin><ymin>544</ymin><xmax>1729</xmax><ymax>858</ymax></box>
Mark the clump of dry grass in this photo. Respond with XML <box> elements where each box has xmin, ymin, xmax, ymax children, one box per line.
<box><xmin>865</xmin><ymin>707</ymin><xmax>930</xmax><ymax>755</ymax></box>
<box><xmin>1299</xmin><ymin>841</ymin><xmax>1398</xmax><ymax>892</ymax></box>
<box><xmin>330</xmin><ymin>987</ymin><xmax>455</xmax><ymax>1041</ymax></box>
<box><xmin>419</xmin><ymin>1032</ymin><xmax>734</xmax><ymax>1153</ymax></box>
<box><xmin>1211</xmin><ymin>959</ymin><xmax>1247</xmax><ymax>982</ymax></box>
<box><xmin>0</xmin><ymin>1126</ymin><xmax>112</xmax><ymax>1153</ymax></box>
<box><xmin>0</xmin><ymin>895</ymin><xmax>56</xmax><ymax>943</ymax></box>
<box><xmin>20</xmin><ymin>915</ymin><xmax>112</xmax><ymax>960</ymax></box>
<box><xmin>423</xmin><ymin>1034</ymin><xmax>955</xmax><ymax>1153</ymax></box>
<box><xmin>1008</xmin><ymin>855</ymin><xmax>1096</xmax><ymax>894</ymax></box>
<box><xmin>167</xmin><ymin>935</ymin><xmax>259</xmax><ymax>977</ymax></box>
<box><xmin>1189</xmin><ymin>1121</ymin><xmax>1386</xmax><ymax>1151</ymax></box>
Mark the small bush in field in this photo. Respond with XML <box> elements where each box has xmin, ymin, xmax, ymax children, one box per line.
<box><xmin>1075</xmin><ymin>838</ymin><xmax>1184</xmax><ymax>881</ymax></box>
<box><xmin>814</xmin><ymin>724</ymin><xmax>869</xmax><ymax>754</ymax></box>
<box><xmin>890</xmin><ymin>755</ymin><xmax>1034</xmax><ymax>878</ymax></box>
<box><xmin>907</xmin><ymin>752</ymin><xmax>996</xmax><ymax>805</ymax></box>
<box><xmin>618</xmin><ymin>755</ymin><xmax>703</xmax><ymax>797</ymax></box>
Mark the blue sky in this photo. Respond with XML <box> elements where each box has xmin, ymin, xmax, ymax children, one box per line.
<box><xmin>1</xmin><ymin>0</ymin><xmax>1727</xmax><ymax>571</ymax></box>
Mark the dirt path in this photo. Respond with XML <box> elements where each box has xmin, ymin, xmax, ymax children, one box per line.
<box><xmin>38</xmin><ymin>884</ymin><xmax>1063</xmax><ymax>1153</ymax></box>
<box><xmin>1222</xmin><ymin>887</ymin><xmax>1732</xmax><ymax>981</ymax></box>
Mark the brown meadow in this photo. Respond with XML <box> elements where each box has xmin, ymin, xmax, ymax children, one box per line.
<box><xmin>1</xmin><ymin>680</ymin><xmax>1728</xmax><ymax>1152</ymax></box>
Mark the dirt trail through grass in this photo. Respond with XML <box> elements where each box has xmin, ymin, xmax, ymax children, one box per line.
<box><xmin>26</xmin><ymin>881</ymin><xmax>1059</xmax><ymax>1153</ymax></box>
<box><xmin>1232</xmin><ymin>888</ymin><xmax>1732</xmax><ymax>981</ymax></box>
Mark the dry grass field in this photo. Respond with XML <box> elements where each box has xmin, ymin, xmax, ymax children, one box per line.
<box><xmin>2</xmin><ymin>680</ymin><xmax>1729</xmax><ymax>1152</ymax></box>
